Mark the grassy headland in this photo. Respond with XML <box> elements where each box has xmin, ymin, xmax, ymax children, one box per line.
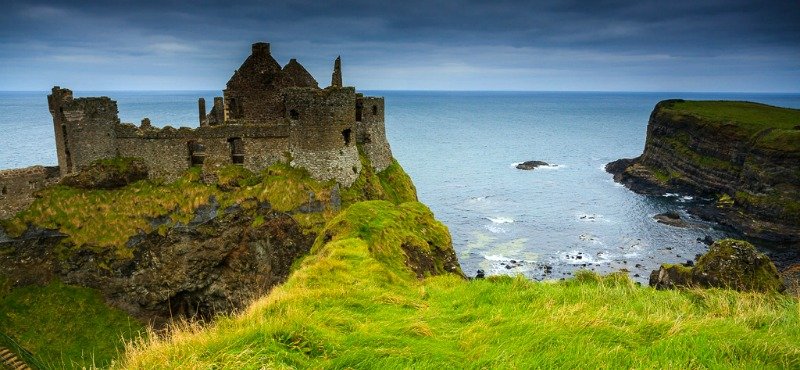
<box><xmin>662</xmin><ymin>100</ymin><xmax>800</xmax><ymax>152</ymax></box>
<box><xmin>119</xmin><ymin>201</ymin><xmax>800</xmax><ymax>369</ymax></box>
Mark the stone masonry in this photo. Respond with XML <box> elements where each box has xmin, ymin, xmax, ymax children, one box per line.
<box><xmin>0</xmin><ymin>42</ymin><xmax>394</xmax><ymax>218</ymax></box>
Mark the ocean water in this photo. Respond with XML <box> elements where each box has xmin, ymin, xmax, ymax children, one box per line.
<box><xmin>2</xmin><ymin>90</ymin><xmax>799</xmax><ymax>281</ymax></box>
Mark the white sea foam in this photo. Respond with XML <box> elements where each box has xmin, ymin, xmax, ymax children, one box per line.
<box><xmin>484</xmin><ymin>224</ymin><xmax>508</xmax><ymax>234</ymax></box>
<box><xmin>483</xmin><ymin>254</ymin><xmax>508</xmax><ymax>261</ymax></box>
<box><xmin>487</xmin><ymin>216</ymin><xmax>515</xmax><ymax>224</ymax></box>
<box><xmin>537</xmin><ymin>164</ymin><xmax>563</xmax><ymax>170</ymax></box>
<box><xmin>576</xmin><ymin>213</ymin><xmax>603</xmax><ymax>222</ymax></box>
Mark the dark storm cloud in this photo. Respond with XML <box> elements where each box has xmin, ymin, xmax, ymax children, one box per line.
<box><xmin>0</xmin><ymin>0</ymin><xmax>798</xmax><ymax>91</ymax></box>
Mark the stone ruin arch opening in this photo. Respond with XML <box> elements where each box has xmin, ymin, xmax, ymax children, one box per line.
<box><xmin>289</xmin><ymin>109</ymin><xmax>300</xmax><ymax>120</ymax></box>
<box><xmin>228</xmin><ymin>137</ymin><xmax>244</xmax><ymax>164</ymax></box>
<box><xmin>372</xmin><ymin>105</ymin><xmax>378</xmax><ymax>116</ymax></box>
<box><xmin>356</xmin><ymin>101</ymin><xmax>363</xmax><ymax>122</ymax></box>
<box><xmin>188</xmin><ymin>140</ymin><xmax>206</xmax><ymax>166</ymax></box>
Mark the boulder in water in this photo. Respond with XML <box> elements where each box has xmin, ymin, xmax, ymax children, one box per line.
<box><xmin>516</xmin><ymin>161</ymin><xmax>550</xmax><ymax>170</ymax></box>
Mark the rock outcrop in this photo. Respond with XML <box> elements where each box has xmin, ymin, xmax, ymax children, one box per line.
<box><xmin>59</xmin><ymin>157</ymin><xmax>148</xmax><ymax>189</ymax></box>
<box><xmin>649</xmin><ymin>239</ymin><xmax>784</xmax><ymax>292</ymax></box>
<box><xmin>516</xmin><ymin>161</ymin><xmax>550</xmax><ymax>170</ymax></box>
<box><xmin>0</xmin><ymin>198</ymin><xmax>314</xmax><ymax>325</ymax></box>
<box><xmin>607</xmin><ymin>100</ymin><xmax>800</xmax><ymax>242</ymax></box>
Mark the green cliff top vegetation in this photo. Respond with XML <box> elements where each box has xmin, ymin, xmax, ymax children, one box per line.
<box><xmin>663</xmin><ymin>100</ymin><xmax>800</xmax><ymax>152</ymax></box>
<box><xmin>118</xmin><ymin>201</ymin><xmax>800</xmax><ymax>369</ymax></box>
<box><xmin>1</xmin><ymin>150</ymin><xmax>416</xmax><ymax>260</ymax></box>
<box><xmin>665</xmin><ymin>100</ymin><xmax>800</xmax><ymax>133</ymax></box>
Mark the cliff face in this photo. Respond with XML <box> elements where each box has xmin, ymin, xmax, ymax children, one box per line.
<box><xmin>0</xmin><ymin>150</ymin><xmax>422</xmax><ymax>325</ymax></box>
<box><xmin>607</xmin><ymin>99</ymin><xmax>800</xmax><ymax>242</ymax></box>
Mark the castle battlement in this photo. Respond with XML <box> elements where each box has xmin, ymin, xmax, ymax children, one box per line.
<box><xmin>0</xmin><ymin>42</ymin><xmax>393</xmax><ymax>218</ymax></box>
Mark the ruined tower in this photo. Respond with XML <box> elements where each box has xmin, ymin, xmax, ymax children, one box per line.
<box><xmin>331</xmin><ymin>56</ymin><xmax>342</xmax><ymax>88</ymax></box>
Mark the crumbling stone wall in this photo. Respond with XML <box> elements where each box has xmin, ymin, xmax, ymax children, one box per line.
<box><xmin>285</xmin><ymin>87</ymin><xmax>361</xmax><ymax>186</ymax></box>
<box><xmin>356</xmin><ymin>96</ymin><xmax>392</xmax><ymax>171</ymax></box>
<box><xmin>223</xmin><ymin>43</ymin><xmax>321</xmax><ymax>125</ymax></box>
<box><xmin>0</xmin><ymin>166</ymin><xmax>60</xmax><ymax>219</ymax></box>
<box><xmin>114</xmin><ymin>124</ymin><xmax>291</xmax><ymax>181</ymax></box>
<box><xmin>49</xmin><ymin>87</ymin><xmax>119</xmax><ymax>176</ymax></box>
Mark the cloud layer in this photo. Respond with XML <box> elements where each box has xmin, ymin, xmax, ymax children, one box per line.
<box><xmin>1</xmin><ymin>0</ymin><xmax>798</xmax><ymax>91</ymax></box>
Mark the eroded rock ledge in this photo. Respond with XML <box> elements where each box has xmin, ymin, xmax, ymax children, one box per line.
<box><xmin>607</xmin><ymin>99</ymin><xmax>800</xmax><ymax>243</ymax></box>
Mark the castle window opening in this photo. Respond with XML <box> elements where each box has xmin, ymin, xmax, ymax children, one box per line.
<box><xmin>229</xmin><ymin>98</ymin><xmax>240</xmax><ymax>119</ymax></box>
<box><xmin>290</xmin><ymin>109</ymin><xmax>300</xmax><ymax>120</ymax></box>
<box><xmin>228</xmin><ymin>137</ymin><xmax>244</xmax><ymax>164</ymax></box>
<box><xmin>356</xmin><ymin>102</ymin><xmax>363</xmax><ymax>122</ymax></box>
<box><xmin>342</xmin><ymin>129</ymin><xmax>352</xmax><ymax>146</ymax></box>
<box><xmin>372</xmin><ymin>105</ymin><xmax>378</xmax><ymax>115</ymax></box>
<box><xmin>188</xmin><ymin>140</ymin><xmax>206</xmax><ymax>166</ymax></box>
<box><xmin>1</xmin><ymin>185</ymin><xmax>6</xmax><ymax>196</ymax></box>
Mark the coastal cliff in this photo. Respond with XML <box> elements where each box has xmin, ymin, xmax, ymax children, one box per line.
<box><xmin>0</xmin><ymin>150</ymin><xmax>421</xmax><ymax>324</ymax></box>
<box><xmin>607</xmin><ymin>99</ymin><xmax>800</xmax><ymax>242</ymax></box>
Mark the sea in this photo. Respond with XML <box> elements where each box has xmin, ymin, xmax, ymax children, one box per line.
<box><xmin>2</xmin><ymin>90</ymin><xmax>799</xmax><ymax>282</ymax></box>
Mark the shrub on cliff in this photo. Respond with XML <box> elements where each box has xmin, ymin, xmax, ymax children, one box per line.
<box><xmin>650</xmin><ymin>239</ymin><xmax>784</xmax><ymax>292</ymax></box>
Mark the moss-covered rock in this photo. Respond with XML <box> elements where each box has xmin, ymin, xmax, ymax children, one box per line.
<box><xmin>650</xmin><ymin>239</ymin><xmax>784</xmax><ymax>292</ymax></box>
<box><xmin>60</xmin><ymin>157</ymin><xmax>148</xmax><ymax>189</ymax></box>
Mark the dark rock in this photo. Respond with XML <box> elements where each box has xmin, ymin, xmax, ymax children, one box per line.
<box><xmin>684</xmin><ymin>260</ymin><xmax>694</xmax><ymax>267</ymax></box>
<box><xmin>780</xmin><ymin>264</ymin><xmax>800</xmax><ymax>297</ymax></box>
<box><xmin>654</xmin><ymin>211</ymin><xmax>689</xmax><ymax>228</ymax></box>
<box><xmin>516</xmin><ymin>161</ymin><xmax>550</xmax><ymax>170</ymax></box>
<box><xmin>475</xmin><ymin>269</ymin><xmax>485</xmax><ymax>279</ymax></box>
<box><xmin>650</xmin><ymin>239</ymin><xmax>783</xmax><ymax>292</ymax></box>
<box><xmin>0</xmin><ymin>200</ymin><xmax>316</xmax><ymax>327</ymax></box>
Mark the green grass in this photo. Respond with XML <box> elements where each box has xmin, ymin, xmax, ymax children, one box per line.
<box><xmin>118</xmin><ymin>201</ymin><xmax>800</xmax><ymax>369</ymax></box>
<box><xmin>340</xmin><ymin>149</ymin><xmax>418</xmax><ymax>207</ymax></box>
<box><xmin>0</xmin><ymin>281</ymin><xmax>145</xmax><ymax>369</ymax></box>
<box><xmin>665</xmin><ymin>100</ymin><xmax>800</xmax><ymax>133</ymax></box>
<box><xmin>663</xmin><ymin>100</ymin><xmax>800</xmax><ymax>152</ymax></box>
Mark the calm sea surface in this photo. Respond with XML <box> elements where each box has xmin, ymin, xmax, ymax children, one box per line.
<box><xmin>2</xmin><ymin>90</ymin><xmax>799</xmax><ymax>281</ymax></box>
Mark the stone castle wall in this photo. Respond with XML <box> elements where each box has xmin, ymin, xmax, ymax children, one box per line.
<box><xmin>356</xmin><ymin>96</ymin><xmax>392</xmax><ymax>171</ymax></box>
<box><xmin>0</xmin><ymin>166</ymin><xmax>60</xmax><ymax>219</ymax></box>
<box><xmin>1</xmin><ymin>43</ymin><xmax>393</xmax><ymax>214</ymax></box>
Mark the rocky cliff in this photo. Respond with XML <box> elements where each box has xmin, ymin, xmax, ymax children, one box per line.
<box><xmin>607</xmin><ymin>99</ymin><xmax>800</xmax><ymax>242</ymax></box>
<box><xmin>0</xmin><ymin>149</ymin><xmax>425</xmax><ymax>325</ymax></box>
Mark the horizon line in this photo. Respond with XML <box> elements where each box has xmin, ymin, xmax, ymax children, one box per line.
<box><xmin>1</xmin><ymin>89</ymin><xmax>800</xmax><ymax>94</ymax></box>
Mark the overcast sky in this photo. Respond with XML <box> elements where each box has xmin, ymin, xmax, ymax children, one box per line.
<box><xmin>1</xmin><ymin>0</ymin><xmax>798</xmax><ymax>92</ymax></box>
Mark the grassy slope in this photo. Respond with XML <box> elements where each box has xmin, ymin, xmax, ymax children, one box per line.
<box><xmin>0</xmin><ymin>280</ymin><xmax>145</xmax><ymax>369</ymax></box>
<box><xmin>0</xmin><ymin>152</ymin><xmax>418</xmax><ymax>369</ymax></box>
<box><xmin>119</xmin><ymin>201</ymin><xmax>800</xmax><ymax>369</ymax></box>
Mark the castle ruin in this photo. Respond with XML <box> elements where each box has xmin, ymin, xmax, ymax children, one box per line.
<box><xmin>0</xmin><ymin>42</ymin><xmax>393</xmax><ymax>218</ymax></box>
